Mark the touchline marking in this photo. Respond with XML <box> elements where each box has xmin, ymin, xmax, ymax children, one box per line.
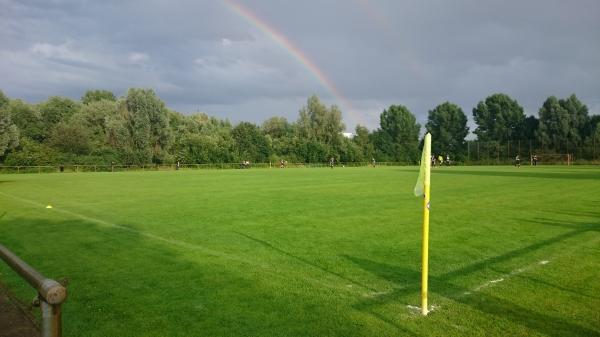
<box><xmin>0</xmin><ymin>191</ymin><xmax>370</xmax><ymax>294</ymax></box>
<box><xmin>462</xmin><ymin>260</ymin><xmax>551</xmax><ymax>296</ymax></box>
<box><xmin>0</xmin><ymin>191</ymin><xmax>234</xmax><ymax>259</ymax></box>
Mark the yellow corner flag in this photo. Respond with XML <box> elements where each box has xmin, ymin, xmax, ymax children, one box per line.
<box><xmin>414</xmin><ymin>133</ymin><xmax>431</xmax><ymax>315</ymax></box>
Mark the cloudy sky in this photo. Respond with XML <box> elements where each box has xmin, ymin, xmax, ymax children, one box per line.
<box><xmin>1</xmin><ymin>0</ymin><xmax>599</xmax><ymax>132</ymax></box>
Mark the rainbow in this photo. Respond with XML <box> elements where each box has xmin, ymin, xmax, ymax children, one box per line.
<box><xmin>223</xmin><ymin>0</ymin><xmax>359</xmax><ymax>126</ymax></box>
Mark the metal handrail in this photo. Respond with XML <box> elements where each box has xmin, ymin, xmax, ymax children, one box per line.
<box><xmin>0</xmin><ymin>161</ymin><xmax>415</xmax><ymax>172</ymax></box>
<box><xmin>0</xmin><ymin>244</ymin><xmax>67</xmax><ymax>337</ymax></box>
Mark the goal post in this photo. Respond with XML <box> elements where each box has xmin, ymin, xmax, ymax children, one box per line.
<box><xmin>531</xmin><ymin>153</ymin><xmax>573</xmax><ymax>165</ymax></box>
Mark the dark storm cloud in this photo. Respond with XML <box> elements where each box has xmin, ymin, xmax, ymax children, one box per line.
<box><xmin>1</xmin><ymin>0</ymin><xmax>599</xmax><ymax>130</ymax></box>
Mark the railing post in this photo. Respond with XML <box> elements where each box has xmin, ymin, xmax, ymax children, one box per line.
<box><xmin>40</xmin><ymin>300</ymin><xmax>62</xmax><ymax>337</ymax></box>
<box><xmin>0</xmin><ymin>244</ymin><xmax>67</xmax><ymax>337</ymax></box>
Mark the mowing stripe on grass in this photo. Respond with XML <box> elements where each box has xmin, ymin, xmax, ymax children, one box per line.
<box><xmin>0</xmin><ymin>190</ymin><xmax>573</xmax><ymax>316</ymax></box>
<box><xmin>460</xmin><ymin>232</ymin><xmax>598</xmax><ymax>298</ymax></box>
<box><xmin>0</xmin><ymin>191</ymin><xmax>373</xmax><ymax>295</ymax></box>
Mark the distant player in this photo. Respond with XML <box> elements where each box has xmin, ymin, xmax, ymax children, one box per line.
<box><xmin>532</xmin><ymin>154</ymin><xmax>538</xmax><ymax>166</ymax></box>
<box><xmin>515</xmin><ymin>155</ymin><xmax>521</xmax><ymax>168</ymax></box>
<box><xmin>438</xmin><ymin>155</ymin><xmax>444</xmax><ymax>166</ymax></box>
<box><xmin>431</xmin><ymin>155</ymin><xmax>436</xmax><ymax>167</ymax></box>
<box><xmin>445</xmin><ymin>154</ymin><xmax>450</xmax><ymax>166</ymax></box>
<box><xmin>330</xmin><ymin>157</ymin><xmax>335</xmax><ymax>169</ymax></box>
<box><xmin>371</xmin><ymin>157</ymin><xmax>376</xmax><ymax>167</ymax></box>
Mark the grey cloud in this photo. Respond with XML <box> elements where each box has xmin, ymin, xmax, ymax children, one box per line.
<box><xmin>0</xmin><ymin>0</ymin><xmax>599</xmax><ymax>131</ymax></box>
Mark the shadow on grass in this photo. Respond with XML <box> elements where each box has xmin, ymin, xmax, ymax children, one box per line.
<box><xmin>512</xmin><ymin>273</ymin><xmax>600</xmax><ymax>301</ymax></box>
<box><xmin>433</xmin><ymin>169</ymin><xmax>600</xmax><ymax>181</ymax></box>
<box><xmin>0</xmin><ymin>218</ymin><xmax>295</xmax><ymax>335</ymax></box>
<box><xmin>233</xmin><ymin>231</ymin><xmax>375</xmax><ymax>291</ymax></box>
<box><xmin>345</xmin><ymin>216</ymin><xmax>600</xmax><ymax>337</ymax></box>
<box><xmin>2</xmin><ymin>217</ymin><xmax>389</xmax><ymax>336</ymax></box>
<box><xmin>232</xmin><ymin>232</ymin><xmax>423</xmax><ymax>336</ymax></box>
<box><xmin>441</xmin><ymin>221</ymin><xmax>598</xmax><ymax>281</ymax></box>
<box><xmin>0</xmin><ymin>216</ymin><xmax>179</xmax><ymax>333</ymax></box>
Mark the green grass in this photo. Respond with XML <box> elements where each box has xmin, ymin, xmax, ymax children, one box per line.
<box><xmin>1</xmin><ymin>166</ymin><xmax>599</xmax><ymax>337</ymax></box>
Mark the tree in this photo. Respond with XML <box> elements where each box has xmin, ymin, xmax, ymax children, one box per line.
<box><xmin>262</xmin><ymin>117</ymin><xmax>295</xmax><ymax>161</ymax></box>
<box><xmin>425</xmin><ymin>102</ymin><xmax>469</xmax><ymax>159</ymax></box>
<box><xmin>523</xmin><ymin>115</ymin><xmax>539</xmax><ymax>141</ymax></box>
<box><xmin>0</xmin><ymin>90</ymin><xmax>9</xmax><ymax>107</ymax></box>
<box><xmin>537</xmin><ymin>96</ymin><xmax>570</xmax><ymax>151</ymax></box>
<box><xmin>50</xmin><ymin>120</ymin><xmax>94</xmax><ymax>155</ymax></box>
<box><xmin>0</xmin><ymin>91</ymin><xmax>19</xmax><ymax>157</ymax></box>
<box><xmin>39</xmin><ymin>96</ymin><xmax>81</xmax><ymax>126</ymax></box>
<box><xmin>560</xmin><ymin>94</ymin><xmax>590</xmax><ymax>146</ymax></box>
<box><xmin>339</xmin><ymin>137</ymin><xmax>363</xmax><ymax>162</ymax></box>
<box><xmin>124</xmin><ymin>88</ymin><xmax>172</xmax><ymax>163</ymax></box>
<box><xmin>8</xmin><ymin>99</ymin><xmax>44</xmax><ymax>141</ymax></box>
<box><xmin>81</xmin><ymin>90</ymin><xmax>116</xmax><ymax>105</ymax></box>
<box><xmin>473</xmin><ymin>93</ymin><xmax>525</xmax><ymax>141</ymax></box>
<box><xmin>375</xmin><ymin>104</ymin><xmax>420</xmax><ymax>162</ymax></box>
<box><xmin>105</xmin><ymin>110</ymin><xmax>134</xmax><ymax>163</ymax></box>
<box><xmin>232</xmin><ymin>122</ymin><xmax>271</xmax><ymax>162</ymax></box>
<box><xmin>296</xmin><ymin>95</ymin><xmax>345</xmax><ymax>161</ymax></box>
<box><xmin>537</xmin><ymin>95</ymin><xmax>590</xmax><ymax>152</ymax></box>
<box><xmin>262</xmin><ymin>117</ymin><xmax>291</xmax><ymax>139</ymax></box>
<box><xmin>168</xmin><ymin>111</ymin><xmax>237</xmax><ymax>164</ymax></box>
<box><xmin>590</xmin><ymin>115</ymin><xmax>600</xmax><ymax>147</ymax></box>
<box><xmin>77</xmin><ymin>99</ymin><xmax>119</xmax><ymax>142</ymax></box>
<box><xmin>353</xmin><ymin>125</ymin><xmax>374</xmax><ymax>161</ymax></box>
<box><xmin>3</xmin><ymin>137</ymin><xmax>58</xmax><ymax>166</ymax></box>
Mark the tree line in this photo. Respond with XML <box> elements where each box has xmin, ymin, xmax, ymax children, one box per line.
<box><xmin>0</xmin><ymin>89</ymin><xmax>598</xmax><ymax>166</ymax></box>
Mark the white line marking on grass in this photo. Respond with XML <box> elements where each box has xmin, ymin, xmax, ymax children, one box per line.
<box><xmin>406</xmin><ymin>305</ymin><xmax>420</xmax><ymax>312</ymax></box>
<box><xmin>362</xmin><ymin>290</ymin><xmax>392</xmax><ymax>298</ymax></box>
<box><xmin>0</xmin><ymin>191</ymin><xmax>372</xmax><ymax>294</ymax></box>
<box><xmin>472</xmin><ymin>278</ymin><xmax>505</xmax><ymax>292</ymax></box>
<box><xmin>406</xmin><ymin>304</ymin><xmax>440</xmax><ymax>316</ymax></box>
<box><xmin>0</xmin><ymin>191</ymin><xmax>241</xmax><ymax>259</ymax></box>
<box><xmin>463</xmin><ymin>260</ymin><xmax>551</xmax><ymax>296</ymax></box>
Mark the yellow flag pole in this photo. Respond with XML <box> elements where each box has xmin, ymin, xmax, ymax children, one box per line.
<box><xmin>421</xmin><ymin>133</ymin><xmax>432</xmax><ymax>315</ymax></box>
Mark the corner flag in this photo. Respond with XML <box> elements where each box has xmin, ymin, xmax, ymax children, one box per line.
<box><xmin>414</xmin><ymin>133</ymin><xmax>431</xmax><ymax>197</ymax></box>
<box><xmin>415</xmin><ymin>133</ymin><xmax>431</xmax><ymax>315</ymax></box>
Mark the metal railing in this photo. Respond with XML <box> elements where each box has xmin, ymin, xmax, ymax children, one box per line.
<box><xmin>0</xmin><ymin>161</ymin><xmax>411</xmax><ymax>174</ymax></box>
<box><xmin>0</xmin><ymin>244</ymin><xmax>67</xmax><ymax>337</ymax></box>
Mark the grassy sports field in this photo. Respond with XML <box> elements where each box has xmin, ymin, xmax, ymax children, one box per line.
<box><xmin>0</xmin><ymin>166</ymin><xmax>599</xmax><ymax>337</ymax></box>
